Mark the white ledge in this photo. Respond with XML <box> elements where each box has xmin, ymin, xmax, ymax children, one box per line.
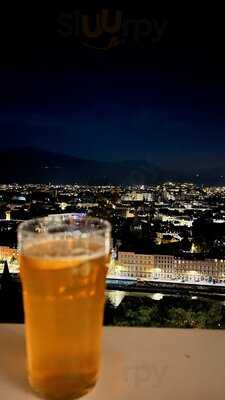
<box><xmin>0</xmin><ymin>324</ymin><xmax>225</xmax><ymax>399</ymax></box>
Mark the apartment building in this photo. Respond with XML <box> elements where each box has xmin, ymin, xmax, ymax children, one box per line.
<box><xmin>116</xmin><ymin>251</ymin><xmax>225</xmax><ymax>282</ymax></box>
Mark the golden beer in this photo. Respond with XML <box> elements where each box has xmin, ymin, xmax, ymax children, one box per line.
<box><xmin>19</xmin><ymin>216</ymin><xmax>110</xmax><ymax>400</ymax></box>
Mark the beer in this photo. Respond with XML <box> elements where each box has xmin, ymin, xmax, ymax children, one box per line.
<box><xmin>20</xmin><ymin>235</ymin><xmax>109</xmax><ymax>400</ymax></box>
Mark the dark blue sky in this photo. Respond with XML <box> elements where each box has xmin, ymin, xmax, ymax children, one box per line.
<box><xmin>0</xmin><ymin>6</ymin><xmax>225</xmax><ymax>172</ymax></box>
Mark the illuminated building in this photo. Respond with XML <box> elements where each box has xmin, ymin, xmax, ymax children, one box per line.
<box><xmin>50</xmin><ymin>212</ymin><xmax>86</xmax><ymax>220</ymax></box>
<box><xmin>126</xmin><ymin>210</ymin><xmax>135</xmax><ymax>218</ymax></box>
<box><xmin>0</xmin><ymin>247</ymin><xmax>19</xmax><ymax>273</ymax></box>
<box><xmin>158</xmin><ymin>214</ymin><xmax>194</xmax><ymax>227</ymax></box>
<box><xmin>155</xmin><ymin>232</ymin><xmax>182</xmax><ymax>245</ymax></box>
<box><xmin>0</xmin><ymin>246</ymin><xmax>19</xmax><ymax>262</ymax></box>
<box><xmin>117</xmin><ymin>252</ymin><xmax>155</xmax><ymax>278</ymax></box>
<box><xmin>121</xmin><ymin>192</ymin><xmax>144</xmax><ymax>201</ymax></box>
<box><xmin>174</xmin><ymin>258</ymin><xmax>225</xmax><ymax>281</ymax></box>
<box><xmin>77</xmin><ymin>202</ymin><xmax>98</xmax><ymax>209</ymax></box>
<box><xmin>143</xmin><ymin>193</ymin><xmax>153</xmax><ymax>202</ymax></box>
<box><xmin>116</xmin><ymin>251</ymin><xmax>225</xmax><ymax>282</ymax></box>
<box><xmin>5</xmin><ymin>211</ymin><xmax>11</xmax><ymax>221</ymax></box>
<box><xmin>59</xmin><ymin>202</ymin><xmax>68</xmax><ymax>211</ymax></box>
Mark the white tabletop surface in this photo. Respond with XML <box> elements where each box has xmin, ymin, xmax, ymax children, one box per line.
<box><xmin>0</xmin><ymin>324</ymin><xmax>225</xmax><ymax>399</ymax></box>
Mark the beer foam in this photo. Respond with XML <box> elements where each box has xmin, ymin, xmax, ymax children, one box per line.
<box><xmin>22</xmin><ymin>237</ymin><xmax>107</xmax><ymax>262</ymax></box>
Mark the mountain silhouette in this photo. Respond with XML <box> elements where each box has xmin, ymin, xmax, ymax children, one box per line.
<box><xmin>0</xmin><ymin>147</ymin><xmax>163</xmax><ymax>184</ymax></box>
<box><xmin>0</xmin><ymin>147</ymin><xmax>224</xmax><ymax>184</ymax></box>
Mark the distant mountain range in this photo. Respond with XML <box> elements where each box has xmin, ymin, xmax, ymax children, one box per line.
<box><xmin>0</xmin><ymin>147</ymin><xmax>224</xmax><ymax>185</ymax></box>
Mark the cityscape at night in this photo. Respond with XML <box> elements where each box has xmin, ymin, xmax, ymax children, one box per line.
<box><xmin>1</xmin><ymin>181</ymin><xmax>225</xmax><ymax>328</ymax></box>
<box><xmin>2</xmin><ymin>182</ymin><xmax>225</xmax><ymax>280</ymax></box>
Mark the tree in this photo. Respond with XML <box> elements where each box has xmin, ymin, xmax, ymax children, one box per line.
<box><xmin>113</xmin><ymin>305</ymin><xmax>159</xmax><ymax>327</ymax></box>
<box><xmin>166</xmin><ymin>308</ymin><xmax>195</xmax><ymax>329</ymax></box>
<box><xmin>205</xmin><ymin>304</ymin><xmax>223</xmax><ymax>329</ymax></box>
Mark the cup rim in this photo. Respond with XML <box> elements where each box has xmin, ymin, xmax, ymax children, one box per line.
<box><xmin>18</xmin><ymin>214</ymin><xmax>111</xmax><ymax>236</ymax></box>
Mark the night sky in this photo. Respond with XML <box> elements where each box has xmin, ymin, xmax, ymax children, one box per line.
<box><xmin>0</xmin><ymin>5</ymin><xmax>225</xmax><ymax>172</ymax></box>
